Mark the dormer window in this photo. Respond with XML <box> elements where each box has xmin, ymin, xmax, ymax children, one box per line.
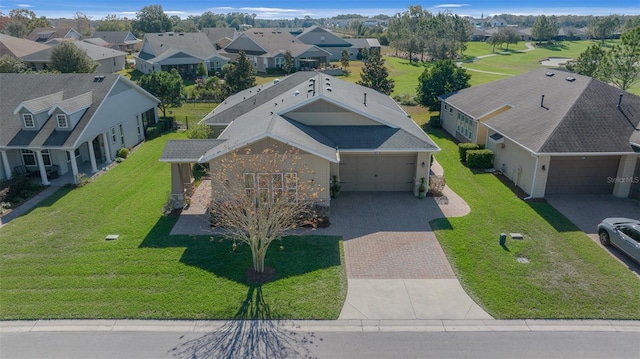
<box><xmin>57</xmin><ymin>114</ymin><xmax>68</xmax><ymax>128</ymax></box>
<box><xmin>23</xmin><ymin>114</ymin><xmax>35</xmax><ymax>128</ymax></box>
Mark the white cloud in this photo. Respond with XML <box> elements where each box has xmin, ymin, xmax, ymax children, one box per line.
<box><xmin>16</xmin><ymin>3</ymin><xmax>34</xmax><ymax>8</ymax></box>
<box><xmin>434</xmin><ymin>4</ymin><xmax>469</xmax><ymax>8</ymax></box>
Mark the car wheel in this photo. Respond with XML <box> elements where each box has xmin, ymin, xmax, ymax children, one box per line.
<box><xmin>599</xmin><ymin>230</ymin><xmax>611</xmax><ymax>246</ymax></box>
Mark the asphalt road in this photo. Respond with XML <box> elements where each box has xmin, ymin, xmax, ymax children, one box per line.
<box><xmin>2</xmin><ymin>330</ymin><xmax>639</xmax><ymax>358</ymax></box>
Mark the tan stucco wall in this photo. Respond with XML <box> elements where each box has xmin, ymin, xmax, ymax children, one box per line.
<box><xmin>613</xmin><ymin>155</ymin><xmax>639</xmax><ymax>198</ymax></box>
<box><xmin>487</xmin><ymin>133</ymin><xmax>538</xmax><ymax>196</ymax></box>
<box><xmin>208</xmin><ymin>138</ymin><xmax>331</xmax><ymax>202</ymax></box>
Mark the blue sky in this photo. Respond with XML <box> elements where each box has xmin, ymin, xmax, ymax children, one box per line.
<box><xmin>1</xmin><ymin>1</ymin><xmax>638</xmax><ymax>20</ymax></box>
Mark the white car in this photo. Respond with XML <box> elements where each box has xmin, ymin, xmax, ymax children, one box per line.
<box><xmin>597</xmin><ymin>218</ymin><xmax>640</xmax><ymax>263</ymax></box>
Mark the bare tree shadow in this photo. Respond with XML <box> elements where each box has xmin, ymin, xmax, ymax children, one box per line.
<box><xmin>170</xmin><ymin>285</ymin><xmax>319</xmax><ymax>358</ymax></box>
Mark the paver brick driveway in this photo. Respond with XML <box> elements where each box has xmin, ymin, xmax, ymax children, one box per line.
<box><xmin>309</xmin><ymin>192</ymin><xmax>456</xmax><ymax>279</ymax></box>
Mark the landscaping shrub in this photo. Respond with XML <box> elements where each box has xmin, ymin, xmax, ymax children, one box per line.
<box><xmin>429</xmin><ymin>116</ymin><xmax>441</xmax><ymax>128</ymax></box>
<box><xmin>392</xmin><ymin>93</ymin><xmax>418</xmax><ymax>106</ymax></box>
<box><xmin>145</xmin><ymin>126</ymin><xmax>160</xmax><ymax>140</ymax></box>
<box><xmin>0</xmin><ymin>177</ymin><xmax>39</xmax><ymax>206</ymax></box>
<box><xmin>458</xmin><ymin>143</ymin><xmax>480</xmax><ymax>162</ymax></box>
<box><xmin>466</xmin><ymin>149</ymin><xmax>494</xmax><ymax>169</ymax></box>
<box><xmin>116</xmin><ymin>147</ymin><xmax>129</xmax><ymax>159</ymax></box>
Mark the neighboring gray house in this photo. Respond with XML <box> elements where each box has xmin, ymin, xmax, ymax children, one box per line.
<box><xmin>439</xmin><ymin>69</ymin><xmax>640</xmax><ymax>200</ymax></box>
<box><xmin>160</xmin><ymin>72</ymin><xmax>440</xmax><ymax>208</ymax></box>
<box><xmin>0</xmin><ymin>74</ymin><xmax>159</xmax><ymax>185</ymax></box>
<box><xmin>296</xmin><ymin>26</ymin><xmax>351</xmax><ymax>61</ymax></box>
<box><xmin>221</xmin><ymin>28</ymin><xmax>331</xmax><ymax>73</ymax></box>
<box><xmin>89</xmin><ymin>31</ymin><xmax>141</xmax><ymax>52</ymax></box>
<box><xmin>21</xmin><ymin>39</ymin><xmax>127</xmax><ymax>73</ymax></box>
<box><xmin>136</xmin><ymin>32</ymin><xmax>229</xmax><ymax>77</ymax></box>
<box><xmin>26</xmin><ymin>27</ymin><xmax>82</xmax><ymax>43</ymax></box>
<box><xmin>296</xmin><ymin>26</ymin><xmax>381</xmax><ymax>60</ymax></box>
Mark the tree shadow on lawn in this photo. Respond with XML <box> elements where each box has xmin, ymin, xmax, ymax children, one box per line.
<box><xmin>170</xmin><ymin>284</ymin><xmax>319</xmax><ymax>359</ymax></box>
<box><xmin>139</xmin><ymin>216</ymin><xmax>343</xmax><ymax>284</ymax></box>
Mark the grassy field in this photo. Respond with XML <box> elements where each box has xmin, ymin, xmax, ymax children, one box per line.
<box><xmin>426</xmin><ymin>127</ymin><xmax>640</xmax><ymax>319</ymax></box>
<box><xmin>0</xmin><ymin>132</ymin><xmax>347</xmax><ymax>320</ymax></box>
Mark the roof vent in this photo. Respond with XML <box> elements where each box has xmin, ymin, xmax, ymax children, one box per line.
<box><xmin>294</xmin><ymin>90</ymin><xmax>300</xmax><ymax>96</ymax></box>
<box><xmin>93</xmin><ymin>76</ymin><xmax>105</xmax><ymax>83</ymax></box>
<box><xmin>545</xmin><ymin>72</ymin><xmax>554</xmax><ymax>77</ymax></box>
<box><xmin>326</xmin><ymin>87</ymin><xmax>332</xmax><ymax>92</ymax></box>
<box><xmin>566</xmin><ymin>77</ymin><xmax>575</xmax><ymax>82</ymax></box>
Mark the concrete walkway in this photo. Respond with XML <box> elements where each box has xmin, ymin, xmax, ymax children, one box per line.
<box><xmin>0</xmin><ymin>185</ymin><xmax>61</xmax><ymax>228</ymax></box>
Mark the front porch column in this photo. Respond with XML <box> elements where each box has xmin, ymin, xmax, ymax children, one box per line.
<box><xmin>102</xmin><ymin>133</ymin><xmax>112</xmax><ymax>163</ymax></box>
<box><xmin>35</xmin><ymin>150</ymin><xmax>50</xmax><ymax>186</ymax></box>
<box><xmin>87</xmin><ymin>141</ymin><xmax>98</xmax><ymax>173</ymax></box>
<box><xmin>1</xmin><ymin>150</ymin><xmax>11</xmax><ymax>180</ymax></box>
<box><xmin>68</xmin><ymin>150</ymin><xmax>79</xmax><ymax>184</ymax></box>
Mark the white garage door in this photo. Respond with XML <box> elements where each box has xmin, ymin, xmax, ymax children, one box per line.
<box><xmin>339</xmin><ymin>154</ymin><xmax>416</xmax><ymax>191</ymax></box>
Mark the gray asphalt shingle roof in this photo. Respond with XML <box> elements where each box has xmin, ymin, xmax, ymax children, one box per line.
<box><xmin>161</xmin><ymin>139</ymin><xmax>226</xmax><ymax>162</ymax></box>
<box><xmin>440</xmin><ymin>68</ymin><xmax>640</xmax><ymax>153</ymax></box>
<box><xmin>0</xmin><ymin>74</ymin><xmax>155</xmax><ymax>149</ymax></box>
<box><xmin>193</xmin><ymin>72</ymin><xmax>438</xmax><ymax>162</ymax></box>
<box><xmin>140</xmin><ymin>32</ymin><xmax>220</xmax><ymax>61</ymax></box>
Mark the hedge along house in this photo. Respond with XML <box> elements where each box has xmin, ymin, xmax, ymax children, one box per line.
<box><xmin>160</xmin><ymin>72</ymin><xmax>440</xmax><ymax>210</ymax></box>
<box><xmin>0</xmin><ymin>74</ymin><xmax>159</xmax><ymax>185</ymax></box>
<box><xmin>439</xmin><ymin>69</ymin><xmax>640</xmax><ymax>200</ymax></box>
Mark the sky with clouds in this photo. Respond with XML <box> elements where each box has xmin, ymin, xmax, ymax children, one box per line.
<box><xmin>1</xmin><ymin>1</ymin><xmax>638</xmax><ymax>20</ymax></box>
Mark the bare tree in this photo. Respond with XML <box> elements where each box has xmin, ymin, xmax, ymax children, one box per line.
<box><xmin>208</xmin><ymin>145</ymin><xmax>324</xmax><ymax>276</ymax></box>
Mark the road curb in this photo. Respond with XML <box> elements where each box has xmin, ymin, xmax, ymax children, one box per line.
<box><xmin>2</xmin><ymin>319</ymin><xmax>639</xmax><ymax>333</ymax></box>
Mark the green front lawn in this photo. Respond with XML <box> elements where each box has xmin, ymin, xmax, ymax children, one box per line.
<box><xmin>0</xmin><ymin>132</ymin><xmax>346</xmax><ymax>320</ymax></box>
<box><xmin>428</xmin><ymin>128</ymin><xmax>640</xmax><ymax>319</ymax></box>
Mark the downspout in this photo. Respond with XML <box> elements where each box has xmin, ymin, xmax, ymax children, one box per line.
<box><xmin>524</xmin><ymin>153</ymin><xmax>538</xmax><ymax>200</ymax></box>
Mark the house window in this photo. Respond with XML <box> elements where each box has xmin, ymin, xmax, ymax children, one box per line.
<box><xmin>21</xmin><ymin>149</ymin><xmax>36</xmax><ymax>166</ymax></box>
<box><xmin>119</xmin><ymin>123</ymin><xmax>125</xmax><ymax>146</ymax></box>
<box><xmin>23</xmin><ymin>114</ymin><xmax>35</xmax><ymax>128</ymax></box>
<box><xmin>456</xmin><ymin>113</ymin><xmax>473</xmax><ymax>141</ymax></box>
<box><xmin>110</xmin><ymin>126</ymin><xmax>117</xmax><ymax>143</ymax></box>
<box><xmin>57</xmin><ymin>114</ymin><xmax>68</xmax><ymax>128</ymax></box>
<box><xmin>136</xmin><ymin>115</ymin><xmax>142</xmax><ymax>135</ymax></box>
<box><xmin>246</xmin><ymin>172</ymin><xmax>297</xmax><ymax>204</ymax></box>
<box><xmin>41</xmin><ymin>149</ymin><xmax>51</xmax><ymax>166</ymax></box>
<box><xmin>274</xmin><ymin>57</ymin><xmax>284</xmax><ymax>68</ymax></box>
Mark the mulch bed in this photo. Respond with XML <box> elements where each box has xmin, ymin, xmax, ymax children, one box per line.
<box><xmin>245</xmin><ymin>266</ymin><xmax>277</xmax><ymax>284</ymax></box>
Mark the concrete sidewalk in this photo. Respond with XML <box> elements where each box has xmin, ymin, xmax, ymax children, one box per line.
<box><xmin>2</xmin><ymin>319</ymin><xmax>639</xmax><ymax>333</ymax></box>
<box><xmin>0</xmin><ymin>185</ymin><xmax>61</xmax><ymax>228</ymax></box>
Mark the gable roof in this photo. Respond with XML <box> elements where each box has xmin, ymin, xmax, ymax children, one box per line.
<box><xmin>0</xmin><ymin>74</ymin><xmax>159</xmax><ymax>149</ymax></box>
<box><xmin>440</xmin><ymin>69</ymin><xmax>640</xmax><ymax>154</ymax></box>
<box><xmin>225</xmin><ymin>28</ymin><xmax>309</xmax><ymax>55</ymax></box>
<box><xmin>201</xmin><ymin>28</ymin><xmax>238</xmax><ymax>44</ymax></box>
<box><xmin>26</xmin><ymin>27</ymin><xmax>80</xmax><ymax>42</ymax></box>
<box><xmin>21</xmin><ymin>39</ymin><xmax>127</xmax><ymax>62</ymax></box>
<box><xmin>140</xmin><ymin>32</ymin><xmax>221</xmax><ymax>61</ymax></box>
<box><xmin>297</xmin><ymin>26</ymin><xmax>351</xmax><ymax>47</ymax></box>
<box><xmin>0</xmin><ymin>33</ymin><xmax>50</xmax><ymax>58</ymax></box>
<box><xmin>191</xmin><ymin>72</ymin><xmax>438</xmax><ymax>163</ymax></box>
<box><xmin>91</xmin><ymin>31</ymin><xmax>139</xmax><ymax>45</ymax></box>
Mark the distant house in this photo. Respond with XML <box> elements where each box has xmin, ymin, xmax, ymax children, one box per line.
<box><xmin>221</xmin><ymin>28</ymin><xmax>331</xmax><ymax>73</ymax></box>
<box><xmin>488</xmin><ymin>17</ymin><xmax>508</xmax><ymax>27</ymax></box>
<box><xmin>160</xmin><ymin>72</ymin><xmax>439</xmax><ymax>208</ymax></box>
<box><xmin>0</xmin><ymin>33</ymin><xmax>50</xmax><ymax>58</ymax></box>
<box><xmin>201</xmin><ymin>28</ymin><xmax>238</xmax><ymax>50</ymax></box>
<box><xmin>21</xmin><ymin>39</ymin><xmax>127</xmax><ymax>73</ymax></box>
<box><xmin>136</xmin><ymin>32</ymin><xmax>229</xmax><ymax>77</ymax></box>
<box><xmin>26</xmin><ymin>27</ymin><xmax>82</xmax><ymax>43</ymax></box>
<box><xmin>89</xmin><ymin>31</ymin><xmax>141</xmax><ymax>52</ymax></box>
<box><xmin>296</xmin><ymin>26</ymin><xmax>351</xmax><ymax>61</ymax></box>
<box><xmin>0</xmin><ymin>74</ymin><xmax>159</xmax><ymax>185</ymax></box>
<box><xmin>554</xmin><ymin>27</ymin><xmax>588</xmax><ymax>41</ymax></box>
<box><xmin>438</xmin><ymin>69</ymin><xmax>640</xmax><ymax>200</ymax></box>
